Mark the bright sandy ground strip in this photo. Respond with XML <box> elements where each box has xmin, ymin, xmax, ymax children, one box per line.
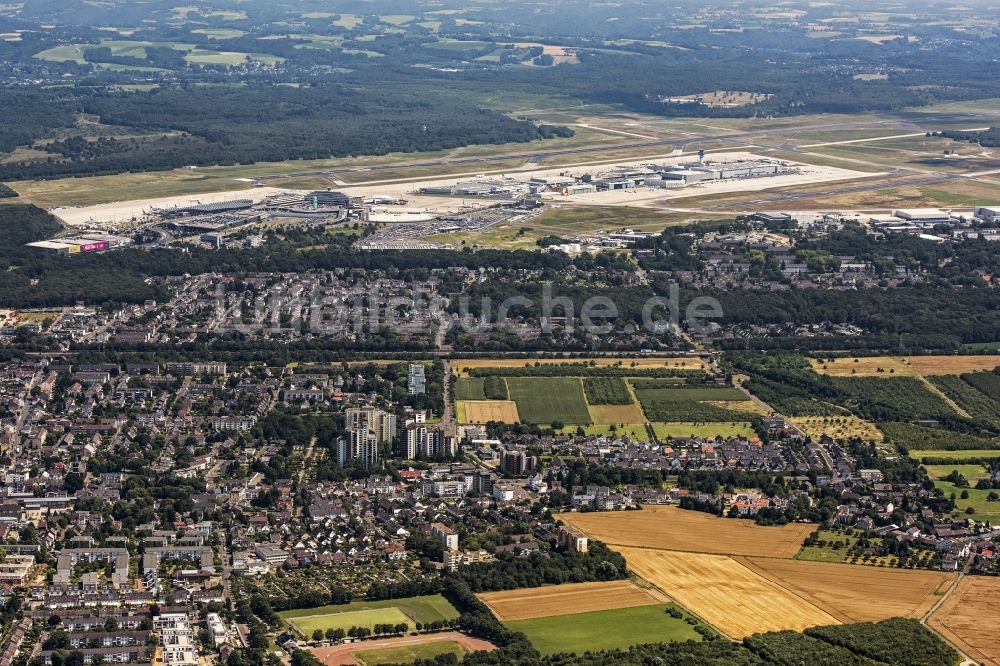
<box><xmin>478</xmin><ymin>580</ymin><xmax>660</xmax><ymax>621</ymax></box>
<box><xmin>616</xmin><ymin>548</ymin><xmax>839</xmax><ymax>638</ymax></box>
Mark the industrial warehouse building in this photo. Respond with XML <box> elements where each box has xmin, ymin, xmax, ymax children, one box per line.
<box><xmin>26</xmin><ymin>234</ymin><xmax>132</xmax><ymax>255</ymax></box>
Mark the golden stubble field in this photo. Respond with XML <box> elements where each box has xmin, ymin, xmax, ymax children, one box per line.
<box><xmin>928</xmin><ymin>576</ymin><xmax>1000</xmax><ymax>666</ymax></box>
<box><xmin>588</xmin><ymin>403</ymin><xmax>646</xmax><ymax>424</ymax></box>
<box><xmin>616</xmin><ymin>548</ymin><xmax>839</xmax><ymax>638</ymax></box>
<box><xmin>560</xmin><ymin>506</ymin><xmax>964</xmax><ymax>642</ymax></box>
<box><xmin>558</xmin><ymin>505</ymin><xmax>816</xmax><ymax>558</ymax></box>
<box><xmin>810</xmin><ymin>355</ymin><xmax>1000</xmax><ymax>377</ymax></box>
<box><xmin>450</xmin><ymin>357</ymin><xmax>707</xmax><ymax>377</ymax></box>
<box><xmin>738</xmin><ymin>557</ymin><xmax>955</xmax><ymax>623</ymax></box>
<box><xmin>477</xmin><ymin>580</ymin><xmax>660</xmax><ymax>622</ymax></box>
<box><xmin>459</xmin><ymin>400</ymin><xmax>519</xmax><ymax>424</ymax></box>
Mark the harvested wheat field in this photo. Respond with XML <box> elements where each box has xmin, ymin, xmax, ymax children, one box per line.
<box><xmin>928</xmin><ymin>576</ymin><xmax>1000</xmax><ymax>666</ymax></box>
<box><xmin>617</xmin><ymin>548</ymin><xmax>838</xmax><ymax>638</ymax></box>
<box><xmin>811</xmin><ymin>355</ymin><xmax>1000</xmax><ymax>378</ymax></box>
<box><xmin>906</xmin><ymin>355</ymin><xmax>1000</xmax><ymax>375</ymax></box>
<box><xmin>810</xmin><ymin>356</ymin><xmax>916</xmax><ymax>377</ymax></box>
<box><xmin>738</xmin><ymin>557</ymin><xmax>955</xmax><ymax>624</ymax></box>
<box><xmin>450</xmin><ymin>357</ymin><xmax>707</xmax><ymax>377</ymax></box>
<box><xmin>478</xmin><ymin>580</ymin><xmax>660</xmax><ymax>622</ymax></box>
<box><xmin>460</xmin><ymin>400</ymin><xmax>519</xmax><ymax>424</ymax></box>
<box><xmin>588</xmin><ymin>403</ymin><xmax>646</xmax><ymax>424</ymax></box>
<box><xmin>558</xmin><ymin>505</ymin><xmax>815</xmax><ymax>558</ymax></box>
<box><xmin>705</xmin><ymin>399</ymin><xmax>770</xmax><ymax>415</ymax></box>
<box><xmin>790</xmin><ymin>415</ymin><xmax>883</xmax><ymax>441</ymax></box>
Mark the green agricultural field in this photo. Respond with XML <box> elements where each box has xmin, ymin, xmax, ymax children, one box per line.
<box><xmin>33</xmin><ymin>45</ymin><xmax>88</xmax><ymax>63</ymax></box>
<box><xmin>506</xmin><ymin>377</ymin><xmax>591</xmax><ymax>425</ymax></box>
<box><xmin>559</xmin><ymin>423</ymin><xmax>651</xmax><ymax>440</ymax></box>
<box><xmin>651</xmin><ymin>421</ymin><xmax>756</xmax><ymax>439</ymax></box>
<box><xmin>633</xmin><ymin>384</ymin><xmax>754</xmax><ymax>422</ymax></box>
<box><xmin>934</xmin><ymin>480</ymin><xmax>1000</xmax><ymax>521</ymax></box>
<box><xmin>830</xmin><ymin>376</ymin><xmax>961</xmax><ymax>422</ymax></box>
<box><xmin>923</xmin><ymin>464</ymin><xmax>989</xmax><ymax>480</ymax></box>
<box><xmin>278</xmin><ymin>595</ymin><xmax>459</xmax><ymax>637</ymax></box>
<box><xmin>795</xmin><ymin>529</ymin><xmax>862</xmax><ymax>564</ymax></box>
<box><xmin>506</xmin><ymin>605</ymin><xmax>704</xmax><ymax>656</ymax></box>
<box><xmin>454</xmin><ymin>377</ymin><xmax>486</xmax><ymax>401</ymax></box>
<box><xmin>184</xmin><ymin>50</ymin><xmax>284</xmax><ymax>65</ymax></box>
<box><xmin>629</xmin><ymin>385</ymin><xmax>748</xmax><ymax>402</ymax></box>
<box><xmin>908</xmin><ymin>449</ymin><xmax>1000</xmax><ymax>462</ymax></box>
<box><xmin>288</xmin><ymin>607</ymin><xmax>410</xmax><ymax>636</ymax></box>
<box><xmin>191</xmin><ymin>28</ymin><xmax>246</xmax><ymax>39</ymax></box>
<box><xmin>964</xmin><ymin>342</ymin><xmax>1000</xmax><ymax>352</ymax></box>
<box><xmin>883</xmin><ymin>422</ymin><xmax>1000</xmax><ymax>452</ymax></box>
<box><xmin>353</xmin><ymin>641</ymin><xmax>467</xmax><ymax>665</ymax></box>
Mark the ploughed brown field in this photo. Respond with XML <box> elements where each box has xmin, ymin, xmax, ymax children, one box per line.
<box><xmin>477</xmin><ymin>580</ymin><xmax>660</xmax><ymax>622</ymax></box>
<box><xmin>737</xmin><ymin>557</ymin><xmax>956</xmax><ymax>623</ymax></box>
<box><xmin>558</xmin><ymin>505</ymin><xmax>815</xmax><ymax>558</ymax></box>
<box><xmin>928</xmin><ymin>576</ymin><xmax>1000</xmax><ymax>666</ymax></box>
<box><xmin>616</xmin><ymin>548</ymin><xmax>838</xmax><ymax>638</ymax></box>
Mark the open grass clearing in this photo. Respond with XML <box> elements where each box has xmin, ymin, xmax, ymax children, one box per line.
<box><xmin>453</xmin><ymin>377</ymin><xmax>485</xmax><ymax>401</ymax></box>
<box><xmin>287</xmin><ymin>607</ymin><xmax>410</xmax><ymax>636</ymax></box>
<box><xmin>910</xmin><ymin>449</ymin><xmax>1000</xmax><ymax>461</ymax></box>
<box><xmin>795</xmin><ymin>528</ymin><xmax>862</xmax><ymax>564</ymax></box>
<box><xmin>933</xmin><ymin>480</ymin><xmax>1000</xmax><ymax>521</ymax></box>
<box><xmin>184</xmin><ymin>50</ymin><xmax>284</xmax><ymax>65</ymax></box>
<box><xmin>33</xmin><ymin>44</ymin><xmax>88</xmax><ymax>63</ymax></box>
<box><xmin>191</xmin><ymin>28</ymin><xmax>246</xmax><ymax>39</ymax></box>
<box><xmin>333</xmin><ymin>14</ymin><xmax>363</xmax><ymax>29</ymax></box>
<box><xmin>352</xmin><ymin>641</ymin><xmax>466</xmax><ymax>665</ymax></box>
<box><xmin>279</xmin><ymin>595</ymin><xmax>458</xmax><ymax>637</ymax></box>
<box><xmin>527</xmin><ymin>205</ymin><xmax>694</xmax><ymax>234</ymax></box>
<box><xmin>558</xmin><ymin>505</ymin><xmax>815</xmax><ymax>557</ymax></box>
<box><xmin>558</xmin><ymin>423</ymin><xmax>650</xmax><ymax>440</ymax></box>
<box><xmin>587</xmin><ymin>403</ymin><xmax>645</xmax><ymax>425</ymax></box>
<box><xmin>505</xmin><ymin>604</ymin><xmax>703</xmax><ymax>655</ymax></box>
<box><xmin>652</xmin><ymin>421</ymin><xmax>756</xmax><ymax>439</ymax></box>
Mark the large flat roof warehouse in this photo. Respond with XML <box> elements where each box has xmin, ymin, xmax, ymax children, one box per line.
<box><xmin>893</xmin><ymin>208</ymin><xmax>950</xmax><ymax>221</ymax></box>
<box><xmin>26</xmin><ymin>240</ymin><xmax>73</xmax><ymax>252</ymax></box>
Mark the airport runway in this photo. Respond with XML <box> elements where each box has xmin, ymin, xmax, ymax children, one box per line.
<box><xmin>256</xmin><ymin>115</ymin><xmax>967</xmax><ymax>185</ymax></box>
